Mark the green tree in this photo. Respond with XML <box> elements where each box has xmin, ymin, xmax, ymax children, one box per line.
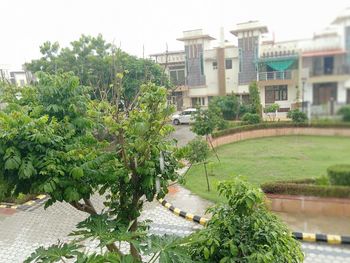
<box><xmin>25</xmin><ymin>34</ymin><xmax>169</xmax><ymax>106</ymax></box>
<box><xmin>184</xmin><ymin>137</ymin><xmax>211</xmax><ymax>191</ymax></box>
<box><xmin>191</xmin><ymin>107</ymin><xmax>220</xmax><ymax>162</ymax></box>
<box><xmin>0</xmin><ymin>72</ymin><xmax>182</xmax><ymax>261</ymax></box>
<box><xmin>188</xmin><ymin>177</ymin><xmax>304</xmax><ymax>262</ymax></box>
<box><xmin>248</xmin><ymin>81</ymin><xmax>262</xmax><ymax>116</ymax></box>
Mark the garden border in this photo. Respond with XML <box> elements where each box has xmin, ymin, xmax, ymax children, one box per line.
<box><xmin>158</xmin><ymin>198</ymin><xmax>350</xmax><ymax>245</ymax></box>
<box><xmin>211</xmin><ymin>126</ymin><xmax>350</xmax><ymax>148</ymax></box>
<box><xmin>0</xmin><ymin>194</ymin><xmax>47</xmax><ymax>211</ymax></box>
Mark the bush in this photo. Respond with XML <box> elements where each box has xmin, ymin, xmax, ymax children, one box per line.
<box><xmin>209</xmin><ymin>95</ymin><xmax>239</xmax><ymax>120</ymax></box>
<box><xmin>212</xmin><ymin>121</ymin><xmax>350</xmax><ymax>138</ymax></box>
<box><xmin>188</xmin><ymin>178</ymin><xmax>304</xmax><ymax>262</ymax></box>
<box><xmin>287</xmin><ymin>109</ymin><xmax>307</xmax><ymax>123</ymax></box>
<box><xmin>261</xmin><ymin>179</ymin><xmax>350</xmax><ymax>199</ymax></box>
<box><xmin>217</xmin><ymin>119</ymin><xmax>229</xmax><ymax>130</ymax></box>
<box><xmin>241</xmin><ymin>113</ymin><xmax>261</xmax><ymax>124</ymax></box>
<box><xmin>264</xmin><ymin>103</ymin><xmax>280</xmax><ymax>113</ymax></box>
<box><xmin>338</xmin><ymin>106</ymin><xmax>350</xmax><ymax>122</ymax></box>
<box><xmin>327</xmin><ymin>164</ymin><xmax>350</xmax><ymax>186</ymax></box>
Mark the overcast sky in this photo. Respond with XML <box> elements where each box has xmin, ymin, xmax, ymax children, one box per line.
<box><xmin>1</xmin><ymin>0</ymin><xmax>349</xmax><ymax>69</ymax></box>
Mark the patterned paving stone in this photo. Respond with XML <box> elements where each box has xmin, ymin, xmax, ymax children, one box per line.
<box><xmin>0</xmin><ymin>195</ymin><xmax>349</xmax><ymax>262</ymax></box>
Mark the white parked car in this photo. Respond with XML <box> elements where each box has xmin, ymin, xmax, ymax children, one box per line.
<box><xmin>171</xmin><ymin>108</ymin><xmax>197</xmax><ymax>125</ymax></box>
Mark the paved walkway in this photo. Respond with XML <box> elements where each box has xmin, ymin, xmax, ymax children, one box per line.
<box><xmin>1</xmin><ymin>189</ymin><xmax>350</xmax><ymax>262</ymax></box>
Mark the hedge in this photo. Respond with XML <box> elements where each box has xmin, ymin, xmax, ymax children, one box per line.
<box><xmin>261</xmin><ymin>180</ymin><xmax>350</xmax><ymax>199</ymax></box>
<box><xmin>212</xmin><ymin>121</ymin><xmax>350</xmax><ymax>138</ymax></box>
<box><xmin>328</xmin><ymin>164</ymin><xmax>350</xmax><ymax>186</ymax></box>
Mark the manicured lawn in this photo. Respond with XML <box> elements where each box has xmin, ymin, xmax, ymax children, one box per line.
<box><xmin>183</xmin><ymin>135</ymin><xmax>350</xmax><ymax>203</ymax></box>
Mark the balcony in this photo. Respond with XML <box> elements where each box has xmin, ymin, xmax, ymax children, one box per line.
<box><xmin>258</xmin><ymin>71</ymin><xmax>292</xmax><ymax>81</ymax></box>
<box><xmin>310</xmin><ymin>65</ymin><xmax>350</xmax><ymax>77</ymax></box>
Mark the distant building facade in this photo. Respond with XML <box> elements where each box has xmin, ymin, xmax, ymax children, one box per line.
<box><xmin>151</xmin><ymin>8</ymin><xmax>350</xmax><ymax>117</ymax></box>
<box><xmin>0</xmin><ymin>65</ymin><xmax>33</xmax><ymax>87</ymax></box>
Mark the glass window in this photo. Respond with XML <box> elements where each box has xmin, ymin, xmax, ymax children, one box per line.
<box><xmin>239</xmin><ymin>49</ymin><xmax>243</xmax><ymax>73</ymax></box>
<box><xmin>225</xmin><ymin>59</ymin><xmax>232</xmax><ymax>69</ymax></box>
<box><xmin>212</xmin><ymin>61</ymin><xmax>218</xmax><ymax>70</ymax></box>
<box><xmin>265</xmin><ymin>85</ymin><xmax>288</xmax><ymax>103</ymax></box>
<box><xmin>200</xmin><ymin>53</ymin><xmax>204</xmax><ymax>75</ymax></box>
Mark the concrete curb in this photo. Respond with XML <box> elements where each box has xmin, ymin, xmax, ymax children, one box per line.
<box><xmin>158</xmin><ymin>198</ymin><xmax>209</xmax><ymax>226</ymax></box>
<box><xmin>0</xmin><ymin>194</ymin><xmax>47</xmax><ymax>211</ymax></box>
<box><xmin>158</xmin><ymin>198</ymin><xmax>350</xmax><ymax>245</ymax></box>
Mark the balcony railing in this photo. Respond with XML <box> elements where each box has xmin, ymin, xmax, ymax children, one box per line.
<box><xmin>310</xmin><ymin>65</ymin><xmax>350</xmax><ymax>77</ymax></box>
<box><xmin>258</xmin><ymin>71</ymin><xmax>292</xmax><ymax>81</ymax></box>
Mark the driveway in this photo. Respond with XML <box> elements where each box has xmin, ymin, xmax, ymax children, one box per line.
<box><xmin>168</xmin><ymin>124</ymin><xmax>196</xmax><ymax>147</ymax></box>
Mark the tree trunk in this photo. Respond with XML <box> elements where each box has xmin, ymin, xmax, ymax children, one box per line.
<box><xmin>204</xmin><ymin>162</ymin><xmax>210</xmax><ymax>192</ymax></box>
<box><xmin>206</xmin><ymin>135</ymin><xmax>220</xmax><ymax>162</ymax></box>
<box><xmin>129</xmin><ymin>217</ymin><xmax>141</xmax><ymax>261</ymax></box>
<box><xmin>70</xmin><ymin>199</ymin><xmax>123</xmax><ymax>256</ymax></box>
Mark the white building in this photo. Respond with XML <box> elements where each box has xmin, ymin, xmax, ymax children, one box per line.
<box><xmin>152</xmin><ymin>9</ymin><xmax>350</xmax><ymax>116</ymax></box>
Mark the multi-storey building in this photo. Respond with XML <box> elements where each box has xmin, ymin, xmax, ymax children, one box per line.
<box><xmin>151</xmin><ymin>8</ymin><xmax>350</xmax><ymax>116</ymax></box>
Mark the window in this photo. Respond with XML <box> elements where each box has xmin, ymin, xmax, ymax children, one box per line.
<box><xmin>169</xmin><ymin>68</ymin><xmax>185</xmax><ymax>85</ymax></box>
<box><xmin>193</xmin><ymin>45</ymin><xmax>197</xmax><ymax>58</ymax></box>
<box><xmin>225</xmin><ymin>59</ymin><xmax>232</xmax><ymax>69</ymax></box>
<box><xmin>265</xmin><ymin>85</ymin><xmax>288</xmax><ymax>103</ymax></box>
<box><xmin>239</xmin><ymin>49</ymin><xmax>243</xmax><ymax>73</ymax></box>
<box><xmin>212</xmin><ymin>61</ymin><xmax>218</xmax><ymax>70</ymax></box>
<box><xmin>200</xmin><ymin>53</ymin><xmax>204</xmax><ymax>75</ymax></box>
<box><xmin>191</xmin><ymin>97</ymin><xmax>205</xmax><ymax>107</ymax></box>
<box><xmin>324</xmin><ymin>56</ymin><xmax>334</xmax><ymax>75</ymax></box>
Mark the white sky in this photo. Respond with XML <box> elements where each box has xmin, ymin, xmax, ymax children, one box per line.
<box><xmin>1</xmin><ymin>0</ymin><xmax>349</xmax><ymax>69</ymax></box>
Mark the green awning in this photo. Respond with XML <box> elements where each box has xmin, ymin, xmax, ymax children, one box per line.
<box><xmin>266</xmin><ymin>59</ymin><xmax>295</xmax><ymax>71</ymax></box>
<box><xmin>258</xmin><ymin>55</ymin><xmax>298</xmax><ymax>71</ymax></box>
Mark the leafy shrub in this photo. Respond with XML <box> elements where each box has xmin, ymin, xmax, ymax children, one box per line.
<box><xmin>327</xmin><ymin>164</ymin><xmax>350</xmax><ymax>186</ymax></box>
<box><xmin>217</xmin><ymin>119</ymin><xmax>229</xmax><ymax>130</ymax></box>
<box><xmin>315</xmin><ymin>175</ymin><xmax>330</xmax><ymax>186</ymax></box>
<box><xmin>188</xmin><ymin>178</ymin><xmax>304</xmax><ymax>262</ymax></box>
<box><xmin>338</xmin><ymin>106</ymin><xmax>350</xmax><ymax>122</ymax></box>
<box><xmin>287</xmin><ymin>109</ymin><xmax>307</xmax><ymax>123</ymax></box>
<box><xmin>264</xmin><ymin>103</ymin><xmax>280</xmax><ymax>113</ymax></box>
<box><xmin>241</xmin><ymin>113</ymin><xmax>261</xmax><ymax>124</ymax></box>
<box><xmin>261</xmin><ymin>180</ymin><xmax>350</xmax><ymax>199</ymax></box>
<box><xmin>209</xmin><ymin>95</ymin><xmax>239</xmax><ymax>120</ymax></box>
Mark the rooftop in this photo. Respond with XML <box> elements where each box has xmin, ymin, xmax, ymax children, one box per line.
<box><xmin>332</xmin><ymin>7</ymin><xmax>350</xmax><ymax>24</ymax></box>
<box><xmin>230</xmin><ymin>21</ymin><xmax>268</xmax><ymax>36</ymax></box>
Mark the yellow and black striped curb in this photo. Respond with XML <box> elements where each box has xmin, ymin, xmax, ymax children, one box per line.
<box><xmin>158</xmin><ymin>198</ymin><xmax>350</xmax><ymax>245</ymax></box>
<box><xmin>158</xmin><ymin>198</ymin><xmax>209</xmax><ymax>226</ymax></box>
<box><xmin>0</xmin><ymin>194</ymin><xmax>47</xmax><ymax>211</ymax></box>
<box><xmin>292</xmin><ymin>232</ymin><xmax>350</xmax><ymax>245</ymax></box>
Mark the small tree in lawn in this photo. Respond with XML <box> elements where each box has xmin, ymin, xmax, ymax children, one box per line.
<box><xmin>185</xmin><ymin>137</ymin><xmax>211</xmax><ymax>191</ymax></box>
<box><xmin>248</xmin><ymin>81</ymin><xmax>262</xmax><ymax>116</ymax></box>
<box><xmin>191</xmin><ymin>107</ymin><xmax>220</xmax><ymax>162</ymax></box>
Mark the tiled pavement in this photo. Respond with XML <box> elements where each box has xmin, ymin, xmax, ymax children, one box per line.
<box><xmin>0</xmin><ymin>195</ymin><xmax>349</xmax><ymax>262</ymax></box>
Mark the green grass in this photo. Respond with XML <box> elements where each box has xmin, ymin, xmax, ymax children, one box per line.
<box><xmin>184</xmin><ymin>135</ymin><xmax>350</xmax><ymax>203</ymax></box>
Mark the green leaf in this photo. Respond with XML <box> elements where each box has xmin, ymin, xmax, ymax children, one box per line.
<box><xmin>71</xmin><ymin>167</ymin><xmax>84</xmax><ymax>180</ymax></box>
<box><xmin>4</xmin><ymin>156</ymin><xmax>21</xmax><ymax>170</ymax></box>
<box><xmin>230</xmin><ymin>243</ymin><xmax>238</xmax><ymax>256</ymax></box>
<box><xmin>203</xmin><ymin>247</ymin><xmax>210</xmax><ymax>260</ymax></box>
<box><xmin>64</xmin><ymin>187</ymin><xmax>80</xmax><ymax>202</ymax></box>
